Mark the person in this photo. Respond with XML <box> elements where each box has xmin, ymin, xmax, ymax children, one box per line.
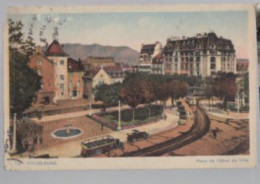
<box><xmin>212</xmin><ymin>129</ymin><xmax>217</xmax><ymax>139</ymax></box>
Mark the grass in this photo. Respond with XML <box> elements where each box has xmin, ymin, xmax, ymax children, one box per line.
<box><xmin>101</xmin><ymin>105</ymin><xmax>163</xmax><ymax>127</ymax></box>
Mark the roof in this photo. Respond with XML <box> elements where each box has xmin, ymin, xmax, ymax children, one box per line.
<box><xmin>140</xmin><ymin>44</ymin><xmax>156</xmax><ymax>55</ymax></box>
<box><xmin>68</xmin><ymin>58</ymin><xmax>84</xmax><ymax>72</ymax></box>
<box><xmin>236</xmin><ymin>59</ymin><xmax>249</xmax><ymax>71</ymax></box>
<box><xmin>45</xmin><ymin>40</ymin><xmax>69</xmax><ymax>57</ymax></box>
<box><xmin>91</xmin><ymin>65</ymin><xmax>124</xmax><ymax>78</ymax></box>
<box><xmin>163</xmin><ymin>32</ymin><xmax>235</xmax><ymax>55</ymax></box>
<box><xmin>152</xmin><ymin>53</ymin><xmax>163</xmax><ymax>64</ymax></box>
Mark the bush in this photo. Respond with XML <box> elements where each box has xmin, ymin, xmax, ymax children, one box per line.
<box><xmin>239</xmin><ymin>105</ymin><xmax>249</xmax><ymax>112</ymax></box>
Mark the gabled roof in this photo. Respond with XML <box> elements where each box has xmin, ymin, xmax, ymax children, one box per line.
<box><xmin>45</xmin><ymin>40</ymin><xmax>69</xmax><ymax>57</ymax></box>
<box><xmin>68</xmin><ymin>58</ymin><xmax>84</xmax><ymax>72</ymax></box>
<box><xmin>152</xmin><ymin>53</ymin><xmax>163</xmax><ymax>64</ymax></box>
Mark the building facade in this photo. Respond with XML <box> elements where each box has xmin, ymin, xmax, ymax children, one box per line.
<box><xmin>163</xmin><ymin>32</ymin><xmax>236</xmax><ymax>77</ymax></box>
<box><xmin>27</xmin><ymin>46</ymin><xmax>55</xmax><ymax>104</ymax></box>
<box><xmin>138</xmin><ymin>42</ymin><xmax>162</xmax><ymax>73</ymax></box>
<box><xmin>68</xmin><ymin>58</ymin><xmax>84</xmax><ymax>99</ymax></box>
<box><xmin>92</xmin><ymin>66</ymin><xmax>125</xmax><ymax>88</ymax></box>
<box><xmin>45</xmin><ymin>40</ymin><xmax>70</xmax><ymax>101</ymax></box>
<box><xmin>83</xmin><ymin>56</ymin><xmax>115</xmax><ymax>68</ymax></box>
<box><xmin>151</xmin><ymin>53</ymin><xmax>164</xmax><ymax>75</ymax></box>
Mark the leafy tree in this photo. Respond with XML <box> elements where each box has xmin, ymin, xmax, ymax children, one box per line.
<box><xmin>9</xmin><ymin>19</ymin><xmax>41</xmax><ymax>117</ymax></box>
<box><xmin>169</xmin><ymin>79</ymin><xmax>188</xmax><ymax>107</ymax></box>
<box><xmin>119</xmin><ymin>78</ymin><xmax>147</xmax><ymax>122</ymax></box>
<box><xmin>10</xmin><ymin>51</ymin><xmax>41</xmax><ymax>117</ymax></box>
<box><xmin>156</xmin><ymin>81</ymin><xmax>171</xmax><ymax>108</ymax></box>
<box><xmin>94</xmin><ymin>83</ymin><xmax>121</xmax><ymax>114</ymax></box>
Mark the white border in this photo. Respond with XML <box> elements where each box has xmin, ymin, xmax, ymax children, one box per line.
<box><xmin>4</xmin><ymin>4</ymin><xmax>257</xmax><ymax>170</ymax></box>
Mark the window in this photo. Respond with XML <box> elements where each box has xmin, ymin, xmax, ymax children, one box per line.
<box><xmin>210</xmin><ymin>57</ymin><xmax>216</xmax><ymax>70</ymax></box>
<box><xmin>60</xmin><ymin>60</ymin><xmax>64</xmax><ymax>65</ymax></box>
<box><xmin>37</xmin><ymin>69</ymin><xmax>41</xmax><ymax>76</ymax></box>
<box><xmin>98</xmin><ymin>80</ymin><xmax>104</xmax><ymax>86</ymax></box>
<box><xmin>36</xmin><ymin>58</ymin><xmax>42</xmax><ymax>65</ymax></box>
<box><xmin>60</xmin><ymin>75</ymin><xmax>64</xmax><ymax>80</ymax></box>
<box><xmin>40</xmin><ymin>80</ymin><xmax>43</xmax><ymax>89</ymax></box>
<box><xmin>60</xmin><ymin>83</ymin><xmax>64</xmax><ymax>89</ymax></box>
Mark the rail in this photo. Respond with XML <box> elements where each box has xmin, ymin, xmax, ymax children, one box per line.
<box><xmin>121</xmin><ymin>99</ymin><xmax>211</xmax><ymax>157</ymax></box>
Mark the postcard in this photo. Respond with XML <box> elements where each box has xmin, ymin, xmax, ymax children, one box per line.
<box><xmin>4</xmin><ymin>4</ymin><xmax>257</xmax><ymax>170</ymax></box>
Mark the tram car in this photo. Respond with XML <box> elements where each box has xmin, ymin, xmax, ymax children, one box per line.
<box><xmin>81</xmin><ymin>135</ymin><xmax>124</xmax><ymax>157</ymax></box>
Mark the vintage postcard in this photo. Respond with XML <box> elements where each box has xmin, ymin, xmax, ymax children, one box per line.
<box><xmin>4</xmin><ymin>4</ymin><xmax>257</xmax><ymax>170</ymax></box>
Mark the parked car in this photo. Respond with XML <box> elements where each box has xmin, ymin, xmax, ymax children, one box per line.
<box><xmin>176</xmin><ymin>101</ymin><xmax>182</xmax><ymax>107</ymax></box>
<box><xmin>127</xmin><ymin>129</ymin><xmax>149</xmax><ymax>143</ymax></box>
<box><xmin>179</xmin><ymin>111</ymin><xmax>187</xmax><ymax>119</ymax></box>
<box><xmin>178</xmin><ymin>105</ymin><xmax>185</xmax><ymax>112</ymax></box>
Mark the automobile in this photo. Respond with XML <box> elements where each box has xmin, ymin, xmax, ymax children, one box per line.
<box><xmin>179</xmin><ymin>111</ymin><xmax>187</xmax><ymax>119</ymax></box>
<box><xmin>176</xmin><ymin>101</ymin><xmax>182</xmax><ymax>107</ymax></box>
<box><xmin>127</xmin><ymin>129</ymin><xmax>149</xmax><ymax>143</ymax></box>
<box><xmin>178</xmin><ymin>105</ymin><xmax>185</xmax><ymax>112</ymax></box>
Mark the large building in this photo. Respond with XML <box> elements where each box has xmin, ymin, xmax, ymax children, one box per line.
<box><xmin>67</xmin><ymin>58</ymin><xmax>85</xmax><ymax>99</ymax></box>
<box><xmin>138</xmin><ymin>42</ymin><xmax>163</xmax><ymax>73</ymax></box>
<box><xmin>27</xmin><ymin>46</ymin><xmax>55</xmax><ymax>104</ymax></box>
<box><xmin>163</xmin><ymin>32</ymin><xmax>236</xmax><ymax>77</ymax></box>
<box><xmin>28</xmin><ymin>40</ymin><xmax>86</xmax><ymax>104</ymax></box>
<box><xmin>91</xmin><ymin>65</ymin><xmax>125</xmax><ymax>88</ymax></box>
<box><xmin>45</xmin><ymin>40</ymin><xmax>70</xmax><ymax>101</ymax></box>
<box><xmin>83</xmin><ymin>56</ymin><xmax>115</xmax><ymax>68</ymax></box>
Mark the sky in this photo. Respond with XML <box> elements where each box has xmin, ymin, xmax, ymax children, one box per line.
<box><xmin>9</xmin><ymin>11</ymin><xmax>249</xmax><ymax>58</ymax></box>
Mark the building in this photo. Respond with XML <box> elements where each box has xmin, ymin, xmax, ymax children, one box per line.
<box><xmin>163</xmin><ymin>32</ymin><xmax>236</xmax><ymax>77</ymax></box>
<box><xmin>236</xmin><ymin>58</ymin><xmax>249</xmax><ymax>75</ymax></box>
<box><xmin>27</xmin><ymin>46</ymin><xmax>55</xmax><ymax>104</ymax></box>
<box><xmin>151</xmin><ymin>53</ymin><xmax>164</xmax><ymax>75</ymax></box>
<box><xmin>83</xmin><ymin>56</ymin><xmax>115</xmax><ymax>68</ymax></box>
<box><xmin>67</xmin><ymin>58</ymin><xmax>84</xmax><ymax>99</ymax></box>
<box><xmin>92</xmin><ymin>65</ymin><xmax>125</xmax><ymax>88</ymax></box>
<box><xmin>45</xmin><ymin>40</ymin><xmax>70</xmax><ymax>101</ymax></box>
<box><xmin>138</xmin><ymin>42</ymin><xmax>162</xmax><ymax>73</ymax></box>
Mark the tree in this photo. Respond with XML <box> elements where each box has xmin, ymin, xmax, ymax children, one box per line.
<box><xmin>169</xmin><ymin>79</ymin><xmax>188</xmax><ymax>107</ymax></box>
<box><xmin>156</xmin><ymin>81</ymin><xmax>171</xmax><ymax>108</ymax></box>
<box><xmin>119</xmin><ymin>79</ymin><xmax>147</xmax><ymax>122</ymax></box>
<box><xmin>10</xmin><ymin>51</ymin><xmax>41</xmax><ymax>117</ymax></box>
<box><xmin>94</xmin><ymin>83</ymin><xmax>121</xmax><ymax>114</ymax></box>
<box><xmin>141</xmin><ymin>80</ymin><xmax>155</xmax><ymax>119</ymax></box>
<box><xmin>9</xmin><ymin>19</ymin><xmax>41</xmax><ymax>117</ymax></box>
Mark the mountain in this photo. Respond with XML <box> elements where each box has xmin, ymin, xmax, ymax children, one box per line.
<box><xmin>62</xmin><ymin>43</ymin><xmax>139</xmax><ymax>66</ymax></box>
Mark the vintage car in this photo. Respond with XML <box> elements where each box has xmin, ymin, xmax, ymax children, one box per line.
<box><xmin>176</xmin><ymin>101</ymin><xmax>182</xmax><ymax>107</ymax></box>
<box><xmin>179</xmin><ymin>111</ymin><xmax>187</xmax><ymax>119</ymax></box>
<box><xmin>127</xmin><ymin>129</ymin><xmax>149</xmax><ymax>143</ymax></box>
<box><xmin>81</xmin><ymin>135</ymin><xmax>124</xmax><ymax>157</ymax></box>
<box><xmin>177</xmin><ymin>105</ymin><xmax>185</xmax><ymax>113</ymax></box>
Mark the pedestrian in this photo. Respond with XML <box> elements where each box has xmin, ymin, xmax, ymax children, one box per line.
<box><xmin>212</xmin><ymin>129</ymin><xmax>217</xmax><ymax>139</ymax></box>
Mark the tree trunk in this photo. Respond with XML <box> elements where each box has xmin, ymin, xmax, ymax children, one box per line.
<box><xmin>148</xmin><ymin>104</ymin><xmax>151</xmax><ymax>120</ymax></box>
<box><xmin>208</xmin><ymin>98</ymin><xmax>210</xmax><ymax>112</ymax></box>
<box><xmin>132</xmin><ymin>108</ymin><xmax>135</xmax><ymax>122</ymax></box>
<box><xmin>224</xmin><ymin>97</ymin><xmax>228</xmax><ymax>111</ymax></box>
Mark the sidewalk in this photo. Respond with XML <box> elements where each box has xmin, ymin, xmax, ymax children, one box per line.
<box><xmin>200</xmin><ymin>100</ymin><xmax>249</xmax><ymax>120</ymax></box>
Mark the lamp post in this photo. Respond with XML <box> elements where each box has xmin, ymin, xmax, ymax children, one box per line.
<box><xmin>89</xmin><ymin>92</ymin><xmax>93</xmax><ymax>115</ymax></box>
<box><xmin>117</xmin><ymin>100</ymin><xmax>121</xmax><ymax>130</ymax></box>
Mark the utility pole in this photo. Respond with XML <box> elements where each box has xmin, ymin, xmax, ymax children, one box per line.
<box><xmin>117</xmin><ymin>100</ymin><xmax>121</xmax><ymax>130</ymax></box>
<box><xmin>11</xmin><ymin>113</ymin><xmax>17</xmax><ymax>154</ymax></box>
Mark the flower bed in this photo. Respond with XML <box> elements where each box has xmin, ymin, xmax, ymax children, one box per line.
<box><xmin>88</xmin><ymin>105</ymin><xmax>163</xmax><ymax>131</ymax></box>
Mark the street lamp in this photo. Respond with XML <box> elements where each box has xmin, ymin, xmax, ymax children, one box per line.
<box><xmin>88</xmin><ymin>92</ymin><xmax>93</xmax><ymax>115</ymax></box>
<box><xmin>117</xmin><ymin>100</ymin><xmax>122</xmax><ymax>130</ymax></box>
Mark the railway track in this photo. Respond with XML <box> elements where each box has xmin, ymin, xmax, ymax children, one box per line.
<box><xmin>122</xmin><ymin>100</ymin><xmax>210</xmax><ymax>157</ymax></box>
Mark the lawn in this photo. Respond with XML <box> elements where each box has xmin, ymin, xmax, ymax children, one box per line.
<box><xmin>101</xmin><ymin>105</ymin><xmax>163</xmax><ymax>127</ymax></box>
